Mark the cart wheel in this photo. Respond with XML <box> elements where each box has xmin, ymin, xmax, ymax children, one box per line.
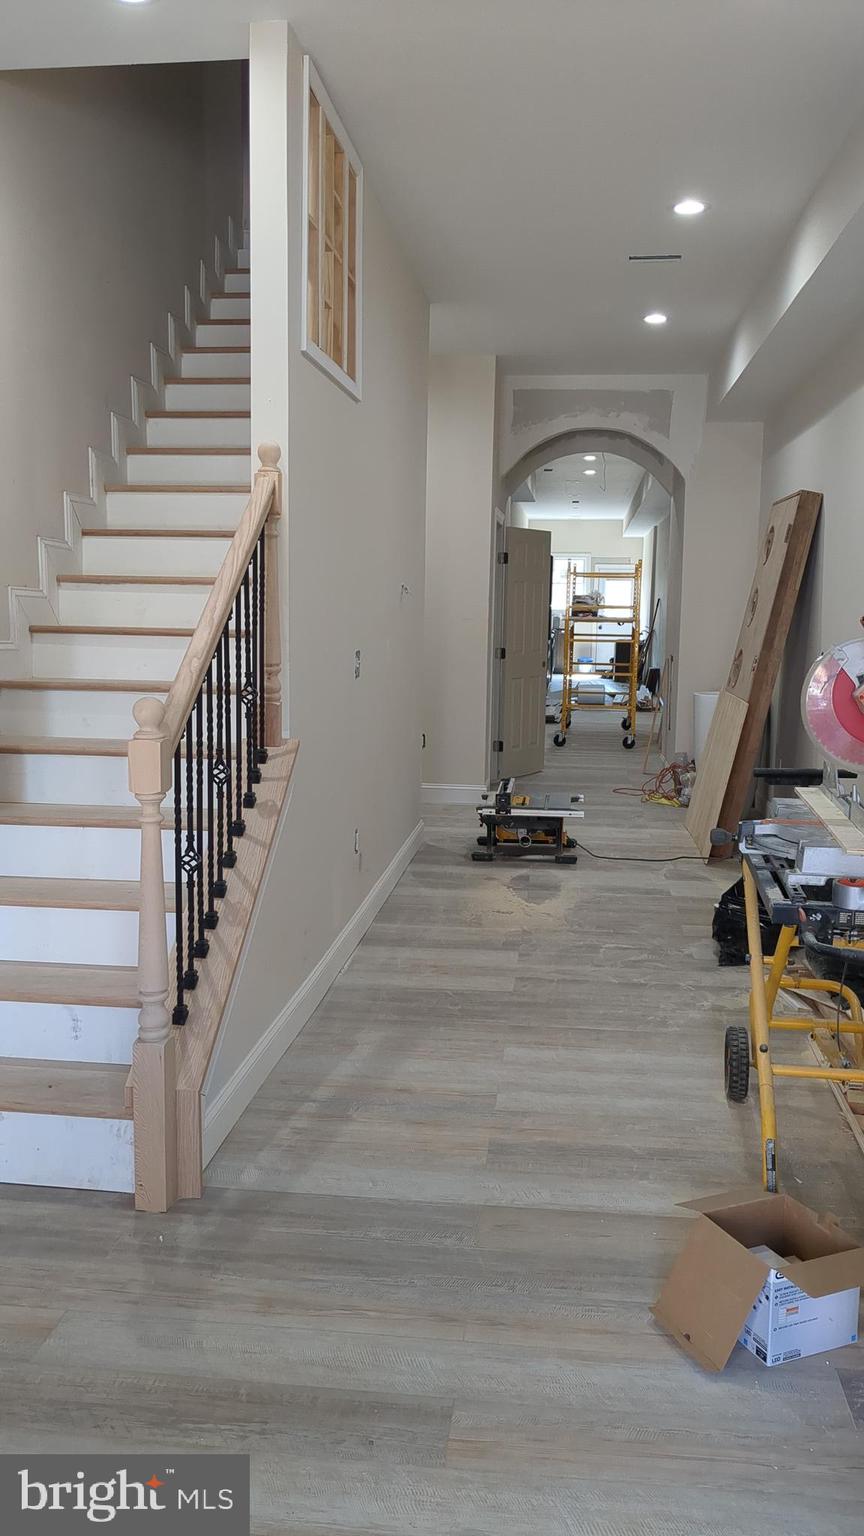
<box><xmin>553</xmin><ymin>732</ymin><xmax>566</xmax><ymax>746</ymax></box>
<box><xmin>621</xmin><ymin>716</ymin><xmax>631</xmax><ymax>730</ymax></box>
<box><xmin>622</xmin><ymin>734</ymin><xmax>636</xmax><ymax>749</ymax></box>
<box><xmin>724</xmin><ymin>1025</ymin><xmax>750</xmax><ymax>1102</ymax></box>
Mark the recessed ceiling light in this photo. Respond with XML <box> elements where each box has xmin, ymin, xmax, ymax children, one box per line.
<box><xmin>583</xmin><ymin>454</ymin><xmax>597</xmax><ymax>462</ymax></box>
<box><xmin>584</xmin><ymin>469</ymin><xmax>597</xmax><ymax>477</ymax></box>
<box><xmin>644</xmin><ymin>312</ymin><xmax>668</xmax><ymax>326</ymax></box>
<box><xmin>674</xmin><ymin>198</ymin><xmax>705</xmax><ymax>217</ymax></box>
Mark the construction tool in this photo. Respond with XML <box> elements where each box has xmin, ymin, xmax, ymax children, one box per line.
<box><xmin>472</xmin><ymin>778</ymin><xmax>584</xmax><ymax>863</ymax></box>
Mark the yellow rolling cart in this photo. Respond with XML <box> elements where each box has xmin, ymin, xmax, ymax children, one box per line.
<box><xmin>554</xmin><ymin>559</ymin><xmax>642</xmax><ymax>750</ymax></box>
<box><xmin>722</xmin><ymin>639</ymin><xmax>864</xmax><ymax>1189</ymax></box>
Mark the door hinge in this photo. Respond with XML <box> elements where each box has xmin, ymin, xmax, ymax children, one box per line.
<box><xmin>492</xmin><ymin>739</ymin><xmax>504</xmax><ymax>753</ymax></box>
<box><xmin>495</xmin><ymin>646</ymin><xmax>506</xmax><ymax>660</ymax></box>
<box><xmin>497</xmin><ymin>551</ymin><xmax>509</xmax><ymax>565</ymax></box>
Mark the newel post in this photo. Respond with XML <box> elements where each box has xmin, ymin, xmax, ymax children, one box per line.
<box><xmin>257</xmin><ymin>442</ymin><xmax>283</xmax><ymax>747</ymax></box>
<box><xmin>128</xmin><ymin>697</ymin><xmax>177</xmax><ymax>1213</ymax></box>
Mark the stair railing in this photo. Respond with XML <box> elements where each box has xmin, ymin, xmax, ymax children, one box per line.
<box><xmin>127</xmin><ymin>443</ymin><xmax>283</xmax><ymax>1212</ymax></box>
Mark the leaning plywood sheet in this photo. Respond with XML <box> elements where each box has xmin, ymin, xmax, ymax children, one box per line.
<box><xmin>686</xmin><ymin>491</ymin><xmax>822</xmax><ymax>854</ymax></box>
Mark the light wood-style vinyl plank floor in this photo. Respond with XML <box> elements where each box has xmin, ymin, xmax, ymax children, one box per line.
<box><xmin>2</xmin><ymin>713</ymin><xmax>863</xmax><ymax>1532</ymax></box>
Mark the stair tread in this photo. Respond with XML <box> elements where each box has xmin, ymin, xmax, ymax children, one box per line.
<box><xmin>0</xmin><ymin>1057</ymin><xmax>132</xmax><ymax>1119</ymax></box>
<box><xmin>0</xmin><ymin>959</ymin><xmax>138</xmax><ymax>1007</ymax></box>
<box><xmin>0</xmin><ymin>678</ymin><xmax>171</xmax><ymax>692</ymax></box>
<box><xmin>196</xmin><ymin>318</ymin><xmax>249</xmax><ymax>325</ymax></box>
<box><xmin>126</xmin><ymin>446</ymin><xmax>251</xmax><ymax>456</ymax></box>
<box><xmin>30</xmin><ymin>624</ymin><xmax>221</xmax><ymax>637</ymax></box>
<box><xmin>0</xmin><ymin>801</ymin><xmax>161</xmax><ymax>828</ymax></box>
<box><xmin>104</xmin><ymin>483</ymin><xmax>248</xmax><ymax>493</ymax></box>
<box><xmin>58</xmin><ymin>575</ymin><xmax>214</xmax><ymax>586</ymax></box>
<box><xmin>163</xmin><ymin>377</ymin><xmax>251</xmax><ymax>385</ymax></box>
<box><xmin>81</xmin><ymin>527</ymin><xmax>231</xmax><ymax>538</ymax></box>
<box><xmin>0</xmin><ymin>736</ymin><xmax>127</xmax><ymax>757</ymax></box>
<box><xmin>145</xmin><ymin>412</ymin><xmax>251</xmax><ymax>419</ymax></box>
<box><xmin>183</xmin><ymin>347</ymin><xmax>250</xmax><ymax>354</ymax></box>
<box><xmin>0</xmin><ymin>876</ymin><xmax>173</xmax><ymax>910</ymax></box>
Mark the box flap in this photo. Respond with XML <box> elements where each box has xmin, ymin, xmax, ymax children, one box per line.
<box><xmin>783</xmin><ymin>1249</ymin><xmax>864</xmax><ymax>1297</ymax></box>
<box><xmin>652</xmin><ymin>1213</ymin><xmax>768</xmax><ymax>1371</ymax></box>
<box><xmin>678</xmin><ymin>1187</ymin><xmax>771</xmax><ymax>1217</ymax></box>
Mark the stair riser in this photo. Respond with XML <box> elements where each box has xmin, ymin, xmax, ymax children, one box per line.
<box><xmin>125</xmin><ymin>452</ymin><xmax>251</xmax><ymax>487</ymax></box>
<box><xmin>32</xmin><ymin>632</ymin><xmax>193</xmax><ymax>682</ymax></box>
<box><xmin>106</xmin><ymin>490</ymin><xmax>247</xmax><ymax>528</ymax></box>
<box><xmin>181</xmin><ymin>351</ymin><xmax>250</xmax><ymax>379</ymax></box>
<box><xmin>58</xmin><ymin>586</ymin><xmax>211</xmax><ymax>627</ymax></box>
<box><xmin>0</xmin><ymin>824</ymin><xmax>172</xmax><ymax>881</ymax></box>
<box><xmin>0</xmin><ymin>688</ymin><xmax>163</xmax><ymax>739</ymax></box>
<box><xmin>210</xmin><ymin>295</ymin><xmax>250</xmax><ymax>319</ymax></box>
<box><xmin>223</xmin><ymin>273</ymin><xmax>250</xmax><ymax>295</ymax></box>
<box><xmin>164</xmin><ymin>382</ymin><xmax>250</xmax><ymax>410</ymax></box>
<box><xmin>0</xmin><ymin>908</ymin><xmax>175</xmax><ymax>967</ymax></box>
<box><xmin>0</xmin><ymin>754</ymin><xmax>143</xmax><ymax>807</ymax></box>
<box><xmin>0</xmin><ymin>1113</ymin><xmax>133</xmax><ymax>1193</ymax></box>
<box><xmin>82</xmin><ymin>535</ymin><xmax>231</xmax><ymax>577</ymax></box>
<box><xmin>146</xmin><ymin>417</ymin><xmax>251</xmax><ymax>449</ymax></box>
<box><xmin>195</xmin><ymin>322</ymin><xmax>251</xmax><ymax>347</ymax></box>
<box><xmin>0</xmin><ymin>1002</ymin><xmax>138</xmax><ymax>1065</ymax></box>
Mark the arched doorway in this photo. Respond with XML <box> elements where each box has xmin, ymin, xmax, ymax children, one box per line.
<box><xmin>492</xmin><ymin>427</ymin><xmax>684</xmax><ymax>781</ymax></box>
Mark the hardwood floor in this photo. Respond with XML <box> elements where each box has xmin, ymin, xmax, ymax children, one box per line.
<box><xmin>2</xmin><ymin>713</ymin><xmax>863</xmax><ymax>1532</ymax></box>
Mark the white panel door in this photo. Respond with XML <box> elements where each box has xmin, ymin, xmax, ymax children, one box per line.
<box><xmin>499</xmin><ymin>527</ymin><xmax>551</xmax><ymax>779</ymax></box>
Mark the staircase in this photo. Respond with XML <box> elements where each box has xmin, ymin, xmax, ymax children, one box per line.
<box><xmin>0</xmin><ymin>236</ymin><xmax>253</xmax><ymax>1196</ymax></box>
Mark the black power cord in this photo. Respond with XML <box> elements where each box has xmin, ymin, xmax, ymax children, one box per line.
<box><xmin>574</xmin><ymin>839</ymin><xmax>710</xmax><ymax>866</ymax></box>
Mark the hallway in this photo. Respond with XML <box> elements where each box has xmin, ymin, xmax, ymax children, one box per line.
<box><xmin>2</xmin><ymin>714</ymin><xmax>864</xmax><ymax>1532</ymax></box>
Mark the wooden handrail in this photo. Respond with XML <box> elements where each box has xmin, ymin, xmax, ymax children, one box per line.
<box><xmin>126</xmin><ymin>442</ymin><xmax>283</xmax><ymax>1212</ymax></box>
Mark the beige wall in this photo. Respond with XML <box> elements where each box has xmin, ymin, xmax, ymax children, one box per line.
<box><xmin>526</xmin><ymin>517</ymin><xmax>643</xmax><ymax>563</ymax></box>
<box><xmin>423</xmin><ymin>353</ymin><xmax>497</xmax><ymax>789</ymax></box>
<box><xmin>0</xmin><ymin>62</ymin><xmax>245</xmax><ymax>638</ymax></box>
<box><xmin>675</xmin><ymin>420</ymin><xmax>764</xmax><ymax>755</ymax></box>
<box><xmin>761</xmin><ymin>320</ymin><xmax>864</xmax><ymax>767</ymax></box>
<box><xmin>205</xmin><ymin>23</ymin><xmax>429</xmax><ymax>1125</ymax></box>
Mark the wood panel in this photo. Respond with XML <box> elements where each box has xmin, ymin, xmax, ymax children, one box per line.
<box><xmin>686</xmin><ymin>490</ymin><xmax>821</xmax><ymax>854</ymax></box>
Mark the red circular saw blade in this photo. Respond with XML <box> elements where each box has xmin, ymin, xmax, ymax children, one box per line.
<box><xmin>802</xmin><ymin>640</ymin><xmax>864</xmax><ymax>770</ymax></box>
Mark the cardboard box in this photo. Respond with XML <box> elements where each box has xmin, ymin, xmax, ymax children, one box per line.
<box><xmin>652</xmin><ymin>1188</ymin><xmax>864</xmax><ymax>1371</ymax></box>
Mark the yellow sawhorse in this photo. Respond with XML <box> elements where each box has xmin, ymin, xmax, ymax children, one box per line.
<box><xmin>729</xmin><ymin>862</ymin><xmax>864</xmax><ymax>1190</ymax></box>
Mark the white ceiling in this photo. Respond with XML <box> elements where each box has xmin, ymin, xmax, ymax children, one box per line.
<box><xmin>4</xmin><ymin>2</ymin><xmax>864</xmax><ymax>375</ymax></box>
<box><xmin>523</xmin><ymin>453</ymin><xmax>644</xmax><ymax>521</ymax></box>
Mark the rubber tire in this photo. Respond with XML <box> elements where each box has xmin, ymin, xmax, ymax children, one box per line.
<box><xmin>553</xmin><ymin>732</ymin><xmax>566</xmax><ymax>746</ymax></box>
<box><xmin>622</xmin><ymin>735</ymin><xmax>636</xmax><ymax>749</ymax></box>
<box><xmin>724</xmin><ymin>1024</ymin><xmax>750</xmax><ymax>1102</ymax></box>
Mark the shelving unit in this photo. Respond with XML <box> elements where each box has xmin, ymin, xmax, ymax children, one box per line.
<box><xmin>554</xmin><ymin>559</ymin><xmax>642</xmax><ymax>750</ymax></box>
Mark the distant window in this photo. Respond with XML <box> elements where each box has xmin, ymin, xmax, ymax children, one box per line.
<box><xmin>550</xmin><ymin>554</ymin><xmax>589</xmax><ymax>613</ymax></box>
<box><xmin>302</xmin><ymin>57</ymin><xmax>363</xmax><ymax>399</ymax></box>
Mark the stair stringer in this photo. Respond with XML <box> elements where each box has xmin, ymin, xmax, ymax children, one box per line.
<box><xmin>0</xmin><ymin>218</ymin><xmax>240</xmax><ymax>679</ymax></box>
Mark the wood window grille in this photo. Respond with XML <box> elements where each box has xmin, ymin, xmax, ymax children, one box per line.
<box><xmin>303</xmin><ymin>59</ymin><xmax>362</xmax><ymax>399</ymax></box>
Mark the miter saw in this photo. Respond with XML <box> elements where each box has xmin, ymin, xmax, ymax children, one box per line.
<box><xmin>716</xmin><ymin>634</ymin><xmax>864</xmax><ymax>1192</ymax></box>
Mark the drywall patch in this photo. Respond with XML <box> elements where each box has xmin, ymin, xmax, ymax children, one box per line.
<box><xmin>512</xmin><ymin>388</ymin><xmax>673</xmax><ymax>439</ymax></box>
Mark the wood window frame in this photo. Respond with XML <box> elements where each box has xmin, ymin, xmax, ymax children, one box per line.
<box><xmin>301</xmin><ymin>56</ymin><xmax>364</xmax><ymax>401</ymax></box>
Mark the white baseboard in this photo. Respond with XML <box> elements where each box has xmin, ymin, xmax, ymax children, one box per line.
<box><xmin>202</xmin><ymin>818</ymin><xmax>425</xmax><ymax>1164</ymax></box>
<box><xmin>422</xmin><ymin>783</ymin><xmax>487</xmax><ymax>805</ymax></box>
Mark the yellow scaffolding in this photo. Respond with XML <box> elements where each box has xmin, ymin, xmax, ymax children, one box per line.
<box><xmin>554</xmin><ymin>558</ymin><xmax>642</xmax><ymax>751</ymax></box>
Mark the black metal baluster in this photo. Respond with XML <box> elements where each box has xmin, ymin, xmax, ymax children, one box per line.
<box><xmin>249</xmin><ymin>547</ymin><xmax>262</xmax><ymax>784</ymax></box>
<box><xmin>257</xmin><ymin>527</ymin><xmax>267</xmax><ymax>763</ymax></box>
<box><xmin>182</xmin><ymin>714</ymin><xmax>198</xmax><ymax>995</ymax></box>
<box><xmin>172</xmin><ymin>744</ymin><xmax>187</xmax><ymax>1026</ymax></box>
<box><xmin>193</xmin><ymin>688</ymin><xmax>208</xmax><ymax>959</ymax></box>
<box><xmin>242</xmin><ymin>569</ymin><xmax>256</xmax><ymax>807</ymax></box>
<box><xmin>231</xmin><ymin>588</ymin><xmax>246</xmax><ymax>837</ymax></box>
<box><xmin>222</xmin><ymin>622</ymin><xmax>237</xmax><ymax>867</ymax></box>
<box><xmin>204</xmin><ymin>666</ymin><xmax>218</xmax><ymax>927</ymax></box>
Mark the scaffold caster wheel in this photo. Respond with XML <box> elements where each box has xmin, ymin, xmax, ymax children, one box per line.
<box><xmin>553</xmin><ymin>732</ymin><xmax>566</xmax><ymax>746</ymax></box>
<box><xmin>622</xmin><ymin>734</ymin><xmax>636</xmax><ymax>749</ymax></box>
<box><xmin>724</xmin><ymin>1024</ymin><xmax>750</xmax><ymax>1102</ymax></box>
